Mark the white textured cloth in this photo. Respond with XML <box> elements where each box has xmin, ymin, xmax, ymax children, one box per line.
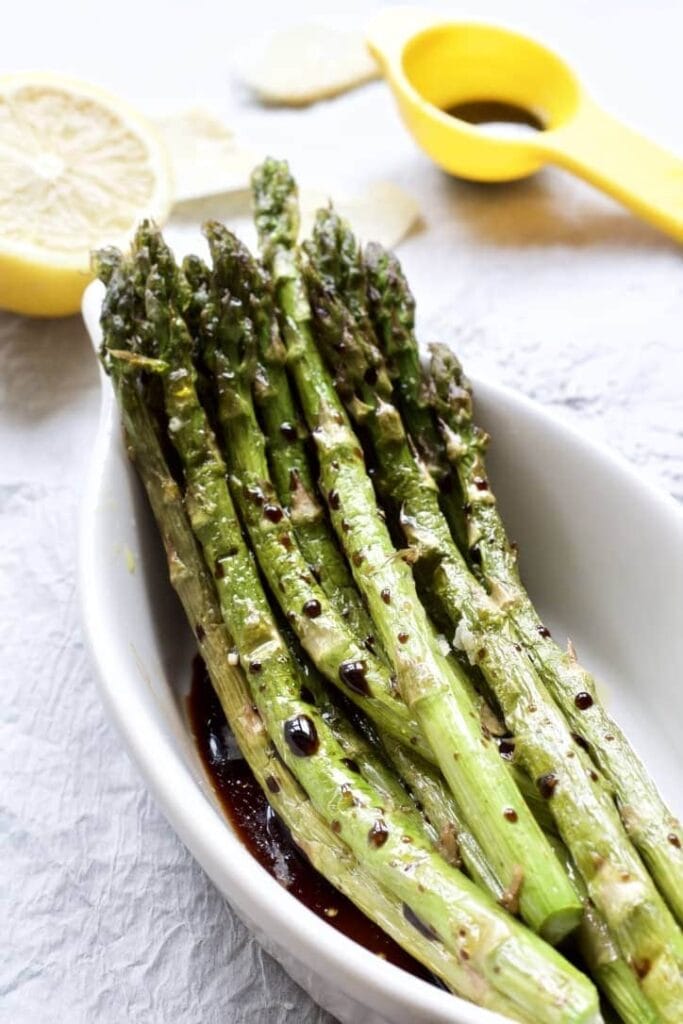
<box><xmin>2</xmin><ymin>2</ymin><xmax>682</xmax><ymax>1022</ymax></box>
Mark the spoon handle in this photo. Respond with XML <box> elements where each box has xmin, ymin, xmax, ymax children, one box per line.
<box><xmin>543</xmin><ymin>98</ymin><xmax>683</xmax><ymax>242</ymax></box>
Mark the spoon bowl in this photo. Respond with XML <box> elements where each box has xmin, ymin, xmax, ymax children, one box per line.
<box><xmin>397</xmin><ymin>20</ymin><xmax>580</xmax><ymax>181</ymax></box>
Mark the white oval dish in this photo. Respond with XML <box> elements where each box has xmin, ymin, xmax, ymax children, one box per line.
<box><xmin>79</xmin><ymin>279</ymin><xmax>682</xmax><ymax>1024</ymax></box>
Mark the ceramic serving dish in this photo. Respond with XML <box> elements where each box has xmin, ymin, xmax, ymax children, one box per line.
<box><xmin>79</xmin><ymin>279</ymin><xmax>682</xmax><ymax>1024</ymax></box>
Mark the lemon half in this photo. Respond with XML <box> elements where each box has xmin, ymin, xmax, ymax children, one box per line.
<box><xmin>0</xmin><ymin>73</ymin><xmax>172</xmax><ymax>317</ymax></box>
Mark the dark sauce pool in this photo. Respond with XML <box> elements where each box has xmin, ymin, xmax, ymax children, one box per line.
<box><xmin>187</xmin><ymin>655</ymin><xmax>431</xmax><ymax>981</ymax></box>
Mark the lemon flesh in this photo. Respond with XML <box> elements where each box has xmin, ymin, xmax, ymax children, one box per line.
<box><xmin>0</xmin><ymin>73</ymin><xmax>172</xmax><ymax>317</ymax></box>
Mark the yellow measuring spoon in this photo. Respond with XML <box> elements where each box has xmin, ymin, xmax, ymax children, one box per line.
<box><xmin>367</xmin><ymin>7</ymin><xmax>683</xmax><ymax>242</ymax></box>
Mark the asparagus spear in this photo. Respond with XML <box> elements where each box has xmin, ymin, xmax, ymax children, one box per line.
<box><xmin>198</xmin><ymin>224</ymin><xmax>566</xmax><ymax>812</ymax></box>
<box><xmin>366</xmin><ymin>240</ymin><xmax>683</xmax><ymax>925</ymax></box>
<box><xmin>192</xmin><ymin>223</ymin><xmax>428</xmax><ymax>758</ymax></box>
<box><xmin>311</xmin><ymin>211</ymin><xmax>468</xmax><ymax>552</ymax></box>
<box><xmin>96</xmin><ymin>230</ymin><xmax>629</xmax><ymax>1024</ymax></box>
<box><xmin>426</xmin><ymin>340</ymin><xmax>683</xmax><ymax>926</ymax></box>
<box><xmin>381</xmin><ymin>730</ymin><xmax>656</xmax><ymax>1024</ymax></box>
<box><xmin>551</xmin><ymin>842</ymin><xmax>662</xmax><ymax>1024</ymax></box>
<box><xmin>192</xmin><ymin>245</ymin><xmax>440</xmax><ymax>788</ymax></box>
<box><xmin>252</xmin><ymin>157</ymin><xmax>582</xmax><ymax>945</ymax></box>
<box><xmin>93</xmin><ymin>253</ymin><xmax>530</xmax><ymax>1011</ymax></box>
<box><xmin>384</xmin><ymin>730</ymin><xmax>622</xmax><ymax>1024</ymax></box>
<box><xmin>305</xmin><ymin>208</ymin><xmax>683</xmax><ymax>1020</ymax></box>
<box><xmin>186</xmin><ymin>238</ymin><xmax>376</xmax><ymax>648</ymax></box>
<box><xmin>283</xmin><ymin>630</ymin><xmax>436</xmax><ymax>836</ymax></box>
<box><xmin>195</xmin><ymin>223</ymin><xmax>588</xmax><ymax>889</ymax></box>
<box><xmin>580</xmin><ymin>904</ymin><xmax>662</xmax><ymax>1023</ymax></box>
<box><xmin>129</xmin><ymin>223</ymin><xmax>600</xmax><ymax>1024</ymax></box>
<box><xmin>191</xmin><ymin>227</ymin><xmax>564</xmax><ymax>876</ymax></box>
<box><xmin>199</xmin><ymin>225</ymin><xmax>590</xmax><ymax>906</ymax></box>
<box><xmin>196</xmin><ymin>228</ymin><xmax>591</xmax><ymax>908</ymax></box>
<box><xmin>380</xmin><ymin>735</ymin><xmax>506</xmax><ymax>898</ymax></box>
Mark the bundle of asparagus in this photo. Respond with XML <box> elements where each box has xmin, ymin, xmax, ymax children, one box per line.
<box><xmin>95</xmin><ymin>157</ymin><xmax>682</xmax><ymax>1024</ymax></box>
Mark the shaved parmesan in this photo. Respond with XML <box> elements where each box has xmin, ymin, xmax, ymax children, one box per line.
<box><xmin>154</xmin><ymin>109</ymin><xmax>261</xmax><ymax>202</ymax></box>
<box><xmin>167</xmin><ymin>178</ymin><xmax>420</xmax><ymax>258</ymax></box>
<box><xmin>241</xmin><ymin>25</ymin><xmax>379</xmax><ymax>107</ymax></box>
<box><xmin>299</xmin><ymin>181</ymin><xmax>421</xmax><ymax>249</ymax></box>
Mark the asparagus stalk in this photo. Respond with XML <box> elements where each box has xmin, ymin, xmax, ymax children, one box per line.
<box><xmin>199</xmin><ymin>223</ymin><xmax>567</xmax><ymax>819</ymax></box>
<box><xmin>283</xmin><ymin>631</ymin><xmax>436</xmax><ymax>836</ymax></box>
<box><xmin>368</xmin><ymin>248</ymin><xmax>683</xmax><ymax>924</ymax></box>
<box><xmin>97</xmin><ymin>232</ymin><xmax>632</xmax><ymax>1024</ymax></box>
<box><xmin>367</xmin><ymin>242</ymin><xmax>683</xmax><ymax>924</ymax></box>
<box><xmin>197</xmin><ymin>228</ymin><xmax>586</xmax><ymax>905</ymax></box>
<box><xmin>195</xmin><ymin>223</ymin><xmax>591</xmax><ymax>890</ymax></box>
<box><xmin>426</xmin><ymin>340</ymin><xmax>683</xmax><ymax>927</ymax></box>
<box><xmin>199</xmin><ymin>224</ymin><xmax>588</xmax><ymax>902</ymax></box>
<box><xmin>192</xmin><ymin>222</ymin><xmax>429</xmax><ymax>759</ymax></box>
<box><xmin>311</xmin><ymin>217</ymin><xmax>468</xmax><ymax>553</ymax></box>
<box><xmin>130</xmin><ymin>223</ymin><xmax>600</xmax><ymax>1024</ymax></box>
<box><xmin>188</xmin><ymin>236</ymin><xmax>376</xmax><ymax>648</ymax></box>
<box><xmin>193</xmin><ymin>225</ymin><xmax>568</xmax><ymax>886</ymax></box>
<box><xmin>581</xmin><ymin>906</ymin><xmax>662</xmax><ymax>1024</ymax></box>
<box><xmin>93</xmin><ymin>252</ymin><xmax>527</xmax><ymax>1009</ymax></box>
<box><xmin>252</xmin><ymin>157</ymin><xmax>583</xmax><ymax>946</ymax></box>
<box><xmin>309</xmin><ymin>219</ymin><xmax>683</xmax><ymax>1018</ymax></box>
<box><xmin>378</xmin><ymin>730</ymin><xmax>652</xmax><ymax>1018</ymax></box>
<box><xmin>189</xmin><ymin>244</ymin><xmax>440</xmax><ymax>810</ymax></box>
<box><xmin>380</xmin><ymin>735</ymin><xmax>506</xmax><ymax>898</ymax></box>
<box><xmin>551</xmin><ymin>842</ymin><xmax>662</xmax><ymax>1024</ymax></box>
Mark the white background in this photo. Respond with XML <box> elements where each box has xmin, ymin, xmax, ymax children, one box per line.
<box><xmin>2</xmin><ymin>2</ymin><xmax>682</xmax><ymax>1022</ymax></box>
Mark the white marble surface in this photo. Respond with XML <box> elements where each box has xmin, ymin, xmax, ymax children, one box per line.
<box><xmin>2</xmin><ymin>2</ymin><xmax>682</xmax><ymax>1022</ymax></box>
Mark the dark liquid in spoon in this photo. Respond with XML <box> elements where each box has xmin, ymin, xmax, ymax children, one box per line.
<box><xmin>187</xmin><ymin>655</ymin><xmax>431</xmax><ymax>980</ymax></box>
<box><xmin>444</xmin><ymin>99</ymin><xmax>544</xmax><ymax>131</ymax></box>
